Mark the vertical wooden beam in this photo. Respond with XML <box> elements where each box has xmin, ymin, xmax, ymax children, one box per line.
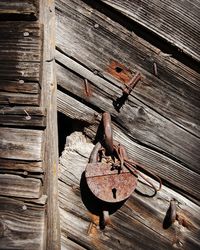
<box><xmin>40</xmin><ymin>1</ymin><xmax>60</xmax><ymax>249</ymax></box>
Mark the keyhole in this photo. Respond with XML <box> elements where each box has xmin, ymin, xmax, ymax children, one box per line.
<box><xmin>112</xmin><ymin>188</ymin><xmax>117</xmax><ymax>199</ymax></box>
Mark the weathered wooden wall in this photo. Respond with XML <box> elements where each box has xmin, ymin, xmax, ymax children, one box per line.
<box><xmin>56</xmin><ymin>0</ymin><xmax>200</xmax><ymax>249</ymax></box>
<box><xmin>0</xmin><ymin>1</ymin><xmax>60</xmax><ymax>249</ymax></box>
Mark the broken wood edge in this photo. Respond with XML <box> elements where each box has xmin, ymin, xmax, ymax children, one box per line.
<box><xmin>40</xmin><ymin>1</ymin><xmax>60</xmax><ymax>249</ymax></box>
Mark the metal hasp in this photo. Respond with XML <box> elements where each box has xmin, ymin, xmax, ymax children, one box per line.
<box><xmin>85</xmin><ymin>113</ymin><xmax>138</xmax><ymax>203</ymax></box>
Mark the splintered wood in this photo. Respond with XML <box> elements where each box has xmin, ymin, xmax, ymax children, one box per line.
<box><xmin>58</xmin><ymin>132</ymin><xmax>200</xmax><ymax>250</ymax></box>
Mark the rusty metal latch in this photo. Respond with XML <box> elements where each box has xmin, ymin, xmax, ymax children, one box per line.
<box><xmin>85</xmin><ymin>112</ymin><xmax>162</xmax><ymax>228</ymax></box>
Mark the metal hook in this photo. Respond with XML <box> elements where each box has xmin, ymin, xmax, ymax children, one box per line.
<box><xmin>102</xmin><ymin>112</ymin><xmax>113</xmax><ymax>154</ymax></box>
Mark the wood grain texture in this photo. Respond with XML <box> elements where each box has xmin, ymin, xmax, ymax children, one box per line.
<box><xmin>0</xmin><ymin>127</ymin><xmax>44</xmax><ymax>161</ymax></box>
<box><xmin>40</xmin><ymin>0</ymin><xmax>61</xmax><ymax>248</ymax></box>
<box><xmin>0</xmin><ymin>159</ymin><xmax>43</xmax><ymax>173</ymax></box>
<box><xmin>0</xmin><ymin>107</ymin><xmax>46</xmax><ymax>127</ymax></box>
<box><xmin>58</xmin><ymin>132</ymin><xmax>200</xmax><ymax>250</ymax></box>
<box><xmin>0</xmin><ymin>22</ymin><xmax>41</xmax><ymax>105</ymax></box>
<box><xmin>99</xmin><ymin>0</ymin><xmax>200</xmax><ymax>62</ymax></box>
<box><xmin>0</xmin><ymin>21</ymin><xmax>41</xmax><ymax>62</ymax></box>
<box><xmin>55</xmin><ymin>0</ymin><xmax>200</xmax><ymax>174</ymax></box>
<box><xmin>56</xmin><ymin>51</ymin><xmax>200</xmax><ymax>173</ymax></box>
<box><xmin>0</xmin><ymin>91</ymin><xmax>40</xmax><ymax>106</ymax></box>
<box><xmin>56</xmin><ymin>0</ymin><xmax>200</xmax><ymax>136</ymax></box>
<box><xmin>0</xmin><ymin>0</ymin><xmax>39</xmax><ymax>20</ymax></box>
<box><xmin>57</xmin><ymin>90</ymin><xmax>200</xmax><ymax>202</ymax></box>
<box><xmin>0</xmin><ymin>197</ymin><xmax>45</xmax><ymax>250</ymax></box>
<box><xmin>0</xmin><ymin>80</ymin><xmax>39</xmax><ymax>94</ymax></box>
<box><xmin>0</xmin><ymin>174</ymin><xmax>42</xmax><ymax>199</ymax></box>
<box><xmin>0</xmin><ymin>61</ymin><xmax>40</xmax><ymax>81</ymax></box>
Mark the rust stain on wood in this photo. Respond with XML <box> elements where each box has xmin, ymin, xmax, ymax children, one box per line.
<box><xmin>176</xmin><ymin>212</ymin><xmax>196</xmax><ymax>230</ymax></box>
<box><xmin>107</xmin><ymin>60</ymin><xmax>132</xmax><ymax>83</ymax></box>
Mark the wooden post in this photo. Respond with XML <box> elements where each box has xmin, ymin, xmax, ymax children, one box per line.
<box><xmin>40</xmin><ymin>1</ymin><xmax>60</xmax><ymax>249</ymax></box>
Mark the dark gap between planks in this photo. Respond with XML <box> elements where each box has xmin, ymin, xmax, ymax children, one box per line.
<box><xmin>57</xmin><ymin>111</ymin><xmax>91</xmax><ymax>156</ymax></box>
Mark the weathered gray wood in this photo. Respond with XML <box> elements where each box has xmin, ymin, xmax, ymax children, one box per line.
<box><xmin>0</xmin><ymin>21</ymin><xmax>41</xmax><ymax>62</ymax></box>
<box><xmin>40</xmin><ymin>0</ymin><xmax>60</xmax><ymax>249</ymax></box>
<box><xmin>57</xmin><ymin>90</ymin><xmax>200</xmax><ymax>202</ymax></box>
<box><xmin>0</xmin><ymin>80</ymin><xmax>39</xmax><ymax>94</ymax></box>
<box><xmin>0</xmin><ymin>197</ymin><xmax>45</xmax><ymax>250</ymax></box>
<box><xmin>0</xmin><ymin>107</ymin><xmax>46</xmax><ymax>127</ymax></box>
<box><xmin>56</xmin><ymin>0</ymin><xmax>200</xmax><ymax>136</ymax></box>
<box><xmin>99</xmin><ymin>0</ymin><xmax>200</xmax><ymax>62</ymax></box>
<box><xmin>0</xmin><ymin>0</ymin><xmax>39</xmax><ymax>20</ymax></box>
<box><xmin>0</xmin><ymin>61</ymin><xmax>40</xmax><ymax>81</ymax></box>
<box><xmin>0</xmin><ymin>92</ymin><xmax>40</xmax><ymax>106</ymax></box>
<box><xmin>0</xmin><ymin>174</ymin><xmax>42</xmax><ymax>199</ymax></box>
<box><xmin>56</xmin><ymin>51</ymin><xmax>200</xmax><ymax>172</ymax></box>
<box><xmin>0</xmin><ymin>159</ymin><xmax>43</xmax><ymax>173</ymax></box>
<box><xmin>0</xmin><ymin>127</ymin><xmax>43</xmax><ymax>161</ymax></box>
<box><xmin>58</xmin><ymin>132</ymin><xmax>200</xmax><ymax>250</ymax></box>
<box><xmin>56</xmin><ymin>51</ymin><xmax>200</xmax><ymax>138</ymax></box>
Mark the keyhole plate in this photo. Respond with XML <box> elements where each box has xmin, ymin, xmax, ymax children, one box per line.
<box><xmin>85</xmin><ymin>163</ymin><xmax>138</xmax><ymax>203</ymax></box>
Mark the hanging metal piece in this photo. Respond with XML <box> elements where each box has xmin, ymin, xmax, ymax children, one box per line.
<box><xmin>85</xmin><ymin>112</ymin><xmax>162</xmax><ymax>228</ymax></box>
<box><xmin>102</xmin><ymin>112</ymin><xmax>113</xmax><ymax>154</ymax></box>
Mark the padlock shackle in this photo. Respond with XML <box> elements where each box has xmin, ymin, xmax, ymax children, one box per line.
<box><xmin>89</xmin><ymin>142</ymin><xmax>102</xmax><ymax>163</ymax></box>
<box><xmin>102</xmin><ymin>112</ymin><xmax>113</xmax><ymax>154</ymax></box>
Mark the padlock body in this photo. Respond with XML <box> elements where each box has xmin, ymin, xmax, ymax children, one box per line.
<box><xmin>85</xmin><ymin>162</ymin><xmax>137</xmax><ymax>203</ymax></box>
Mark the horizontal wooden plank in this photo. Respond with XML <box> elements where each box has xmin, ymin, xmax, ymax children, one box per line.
<box><xmin>0</xmin><ymin>92</ymin><xmax>40</xmax><ymax>106</ymax></box>
<box><xmin>61</xmin><ymin>236</ymin><xmax>86</xmax><ymax>250</ymax></box>
<box><xmin>0</xmin><ymin>0</ymin><xmax>39</xmax><ymax>20</ymax></box>
<box><xmin>58</xmin><ymin>131</ymin><xmax>200</xmax><ymax>250</ymax></box>
<box><xmin>0</xmin><ymin>107</ymin><xmax>46</xmax><ymax>127</ymax></box>
<box><xmin>100</xmin><ymin>0</ymin><xmax>200</xmax><ymax>62</ymax></box>
<box><xmin>0</xmin><ymin>197</ymin><xmax>45</xmax><ymax>249</ymax></box>
<box><xmin>0</xmin><ymin>80</ymin><xmax>39</xmax><ymax>94</ymax></box>
<box><xmin>0</xmin><ymin>61</ymin><xmax>40</xmax><ymax>81</ymax></box>
<box><xmin>0</xmin><ymin>127</ymin><xmax>44</xmax><ymax>161</ymax></box>
<box><xmin>0</xmin><ymin>159</ymin><xmax>43</xmax><ymax>173</ymax></box>
<box><xmin>56</xmin><ymin>0</ymin><xmax>200</xmax><ymax>137</ymax></box>
<box><xmin>0</xmin><ymin>174</ymin><xmax>42</xmax><ymax>198</ymax></box>
<box><xmin>57</xmin><ymin>90</ymin><xmax>200</xmax><ymax>201</ymax></box>
<box><xmin>0</xmin><ymin>21</ymin><xmax>41</xmax><ymax>62</ymax></box>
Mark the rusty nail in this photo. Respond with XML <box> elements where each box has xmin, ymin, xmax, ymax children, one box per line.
<box><xmin>22</xmin><ymin>205</ymin><xmax>27</xmax><ymax>210</ymax></box>
<box><xmin>153</xmin><ymin>62</ymin><xmax>158</xmax><ymax>76</ymax></box>
<box><xmin>24</xmin><ymin>109</ymin><xmax>31</xmax><ymax>120</ymax></box>
<box><xmin>94</xmin><ymin>23</ymin><xmax>99</xmax><ymax>28</ymax></box>
<box><xmin>102</xmin><ymin>112</ymin><xmax>113</xmax><ymax>154</ymax></box>
<box><xmin>100</xmin><ymin>210</ymin><xmax>110</xmax><ymax>229</ymax></box>
<box><xmin>84</xmin><ymin>79</ymin><xmax>91</xmax><ymax>97</ymax></box>
<box><xmin>23</xmin><ymin>171</ymin><xmax>28</xmax><ymax>176</ymax></box>
<box><xmin>23</xmin><ymin>31</ymin><xmax>29</xmax><ymax>37</ymax></box>
<box><xmin>169</xmin><ymin>199</ymin><xmax>177</xmax><ymax>224</ymax></box>
<box><xmin>19</xmin><ymin>79</ymin><xmax>24</xmax><ymax>84</ymax></box>
<box><xmin>103</xmin><ymin>210</ymin><xmax>110</xmax><ymax>225</ymax></box>
<box><xmin>123</xmin><ymin>71</ymin><xmax>141</xmax><ymax>95</ymax></box>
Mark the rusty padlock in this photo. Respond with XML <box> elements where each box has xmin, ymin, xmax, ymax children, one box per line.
<box><xmin>85</xmin><ymin>141</ymin><xmax>138</xmax><ymax>203</ymax></box>
<box><xmin>85</xmin><ymin>113</ymin><xmax>138</xmax><ymax>229</ymax></box>
<box><xmin>85</xmin><ymin>112</ymin><xmax>162</xmax><ymax>228</ymax></box>
<box><xmin>86</xmin><ymin>112</ymin><xmax>137</xmax><ymax>203</ymax></box>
